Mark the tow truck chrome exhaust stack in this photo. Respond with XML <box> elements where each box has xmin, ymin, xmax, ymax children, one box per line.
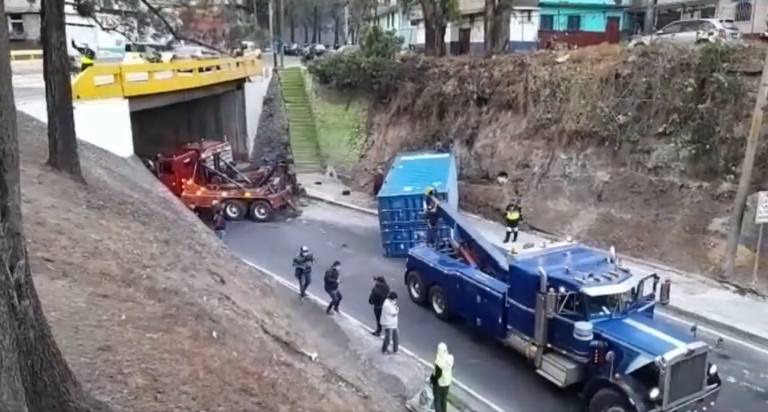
<box><xmin>533</xmin><ymin>267</ymin><xmax>549</xmax><ymax>367</ymax></box>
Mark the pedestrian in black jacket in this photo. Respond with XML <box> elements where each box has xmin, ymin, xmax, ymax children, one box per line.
<box><xmin>368</xmin><ymin>276</ymin><xmax>390</xmax><ymax>336</ymax></box>
<box><xmin>324</xmin><ymin>261</ymin><xmax>343</xmax><ymax>315</ymax></box>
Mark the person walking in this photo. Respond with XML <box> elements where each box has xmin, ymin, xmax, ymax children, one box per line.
<box><xmin>430</xmin><ymin>342</ymin><xmax>454</xmax><ymax>412</ymax></box>
<box><xmin>213</xmin><ymin>208</ymin><xmax>226</xmax><ymax>240</ymax></box>
<box><xmin>368</xmin><ymin>276</ymin><xmax>390</xmax><ymax>336</ymax></box>
<box><xmin>324</xmin><ymin>261</ymin><xmax>343</xmax><ymax>315</ymax></box>
<box><xmin>292</xmin><ymin>246</ymin><xmax>315</xmax><ymax>299</ymax></box>
<box><xmin>380</xmin><ymin>292</ymin><xmax>399</xmax><ymax>354</ymax></box>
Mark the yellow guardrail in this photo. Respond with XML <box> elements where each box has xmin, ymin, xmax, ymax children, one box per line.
<box><xmin>71</xmin><ymin>56</ymin><xmax>264</xmax><ymax>101</ymax></box>
<box><xmin>10</xmin><ymin>50</ymin><xmax>43</xmax><ymax>61</ymax></box>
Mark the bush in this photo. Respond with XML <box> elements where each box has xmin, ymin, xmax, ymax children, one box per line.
<box><xmin>307</xmin><ymin>25</ymin><xmax>407</xmax><ymax>99</ymax></box>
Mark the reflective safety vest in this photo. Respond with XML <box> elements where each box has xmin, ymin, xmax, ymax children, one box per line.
<box><xmin>435</xmin><ymin>355</ymin><xmax>453</xmax><ymax>387</ymax></box>
<box><xmin>81</xmin><ymin>56</ymin><xmax>94</xmax><ymax>65</ymax></box>
<box><xmin>506</xmin><ymin>211</ymin><xmax>520</xmax><ymax>221</ymax></box>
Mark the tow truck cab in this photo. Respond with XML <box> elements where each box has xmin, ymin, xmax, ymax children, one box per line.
<box><xmin>403</xmin><ymin>202</ymin><xmax>721</xmax><ymax>412</ymax></box>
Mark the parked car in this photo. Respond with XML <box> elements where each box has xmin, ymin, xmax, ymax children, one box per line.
<box><xmin>283</xmin><ymin>43</ymin><xmax>300</xmax><ymax>56</ymax></box>
<box><xmin>628</xmin><ymin>18</ymin><xmax>743</xmax><ymax>49</ymax></box>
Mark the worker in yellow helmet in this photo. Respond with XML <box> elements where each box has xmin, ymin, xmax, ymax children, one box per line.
<box><xmin>503</xmin><ymin>199</ymin><xmax>523</xmax><ymax>243</ymax></box>
<box><xmin>424</xmin><ymin>187</ymin><xmax>439</xmax><ymax>247</ymax></box>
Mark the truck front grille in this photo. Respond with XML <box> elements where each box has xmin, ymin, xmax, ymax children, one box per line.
<box><xmin>666</xmin><ymin>352</ymin><xmax>707</xmax><ymax>405</ymax></box>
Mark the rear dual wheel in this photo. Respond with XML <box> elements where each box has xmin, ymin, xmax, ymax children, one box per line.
<box><xmin>221</xmin><ymin>200</ymin><xmax>273</xmax><ymax>222</ymax></box>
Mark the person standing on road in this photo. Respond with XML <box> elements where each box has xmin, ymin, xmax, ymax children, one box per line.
<box><xmin>430</xmin><ymin>342</ymin><xmax>454</xmax><ymax>412</ymax></box>
<box><xmin>369</xmin><ymin>276</ymin><xmax>390</xmax><ymax>336</ymax></box>
<box><xmin>502</xmin><ymin>200</ymin><xmax>523</xmax><ymax>244</ymax></box>
<box><xmin>324</xmin><ymin>261</ymin><xmax>343</xmax><ymax>315</ymax></box>
<box><xmin>380</xmin><ymin>291</ymin><xmax>399</xmax><ymax>354</ymax></box>
<box><xmin>292</xmin><ymin>246</ymin><xmax>315</xmax><ymax>299</ymax></box>
<box><xmin>213</xmin><ymin>207</ymin><xmax>227</xmax><ymax>240</ymax></box>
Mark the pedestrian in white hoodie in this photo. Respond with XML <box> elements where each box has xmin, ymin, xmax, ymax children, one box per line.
<box><xmin>430</xmin><ymin>342</ymin><xmax>454</xmax><ymax>412</ymax></box>
<box><xmin>380</xmin><ymin>291</ymin><xmax>399</xmax><ymax>354</ymax></box>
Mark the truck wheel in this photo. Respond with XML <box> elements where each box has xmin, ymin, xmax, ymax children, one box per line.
<box><xmin>222</xmin><ymin>200</ymin><xmax>247</xmax><ymax>221</ymax></box>
<box><xmin>406</xmin><ymin>271</ymin><xmax>428</xmax><ymax>306</ymax></box>
<box><xmin>429</xmin><ymin>285</ymin><xmax>451</xmax><ymax>322</ymax></box>
<box><xmin>249</xmin><ymin>200</ymin><xmax>273</xmax><ymax>222</ymax></box>
<box><xmin>588</xmin><ymin>387</ymin><xmax>633</xmax><ymax>412</ymax></box>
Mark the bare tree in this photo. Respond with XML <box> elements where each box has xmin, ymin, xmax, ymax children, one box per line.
<box><xmin>0</xmin><ymin>2</ymin><xmax>111</xmax><ymax>410</ymax></box>
<box><xmin>42</xmin><ymin>0</ymin><xmax>84</xmax><ymax>182</ymax></box>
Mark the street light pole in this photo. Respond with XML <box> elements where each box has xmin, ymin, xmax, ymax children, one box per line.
<box><xmin>279</xmin><ymin>0</ymin><xmax>285</xmax><ymax>67</ymax></box>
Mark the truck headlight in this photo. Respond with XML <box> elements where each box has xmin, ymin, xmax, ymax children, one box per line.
<box><xmin>649</xmin><ymin>387</ymin><xmax>660</xmax><ymax>400</ymax></box>
<box><xmin>709</xmin><ymin>364</ymin><xmax>717</xmax><ymax>375</ymax></box>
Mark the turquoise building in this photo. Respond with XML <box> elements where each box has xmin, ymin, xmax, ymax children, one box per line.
<box><xmin>538</xmin><ymin>0</ymin><xmax>629</xmax><ymax>44</ymax></box>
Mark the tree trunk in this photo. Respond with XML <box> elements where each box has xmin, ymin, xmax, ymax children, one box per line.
<box><xmin>41</xmin><ymin>0</ymin><xmax>84</xmax><ymax>183</ymax></box>
<box><xmin>312</xmin><ymin>6</ymin><xmax>319</xmax><ymax>43</ymax></box>
<box><xmin>333</xmin><ymin>9</ymin><xmax>340</xmax><ymax>46</ymax></box>
<box><xmin>290</xmin><ymin>16</ymin><xmax>296</xmax><ymax>42</ymax></box>
<box><xmin>484</xmin><ymin>0</ymin><xmax>512</xmax><ymax>57</ymax></box>
<box><xmin>424</xmin><ymin>17</ymin><xmax>447</xmax><ymax>57</ymax></box>
<box><xmin>0</xmin><ymin>4</ymin><xmax>108</xmax><ymax>412</ymax></box>
<box><xmin>303</xmin><ymin>24</ymin><xmax>309</xmax><ymax>43</ymax></box>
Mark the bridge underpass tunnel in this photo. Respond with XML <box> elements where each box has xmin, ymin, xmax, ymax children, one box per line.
<box><xmin>130</xmin><ymin>81</ymin><xmax>249</xmax><ymax>160</ymax></box>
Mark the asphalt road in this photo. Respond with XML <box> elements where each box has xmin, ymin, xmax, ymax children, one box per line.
<box><xmin>11</xmin><ymin>62</ymin><xmax>45</xmax><ymax>107</ymax></box>
<box><xmin>226</xmin><ymin>201</ymin><xmax>768</xmax><ymax>412</ymax></box>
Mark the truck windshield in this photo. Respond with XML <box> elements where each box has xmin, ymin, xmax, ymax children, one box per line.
<box><xmin>587</xmin><ymin>291</ymin><xmax>634</xmax><ymax>318</ymax></box>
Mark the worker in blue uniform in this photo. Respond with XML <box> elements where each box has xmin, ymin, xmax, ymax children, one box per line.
<box><xmin>424</xmin><ymin>187</ymin><xmax>439</xmax><ymax>247</ymax></box>
<box><xmin>292</xmin><ymin>246</ymin><xmax>315</xmax><ymax>299</ymax></box>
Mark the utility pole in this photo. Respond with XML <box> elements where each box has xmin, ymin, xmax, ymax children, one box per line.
<box><xmin>279</xmin><ymin>0</ymin><xmax>285</xmax><ymax>67</ymax></box>
<box><xmin>723</xmin><ymin>49</ymin><xmax>768</xmax><ymax>277</ymax></box>
<box><xmin>269</xmin><ymin>0</ymin><xmax>277</xmax><ymax>68</ymax></box>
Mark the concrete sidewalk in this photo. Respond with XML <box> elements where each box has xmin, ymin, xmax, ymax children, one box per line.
<box><xmin>297</xmin><ymin>172</ymin><xmax>768</xmax><ymax>348</ymax></box>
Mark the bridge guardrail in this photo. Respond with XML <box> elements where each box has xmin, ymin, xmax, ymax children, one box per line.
<box><xmin>71</xmin><ymin>56</ymin><xmax>263</xmax><ymax>101</ymax></box>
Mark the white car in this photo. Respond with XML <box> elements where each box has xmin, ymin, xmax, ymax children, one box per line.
<box><xmin>628</xmin><ymin>18</ymin><xmax>743</xmax><ymax>49</ymax></box>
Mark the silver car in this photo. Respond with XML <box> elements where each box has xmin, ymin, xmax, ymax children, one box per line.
<box><xmin>628</xmin><ymin>18</ymin><xmax>743</xmax><ymax>49</ymax></box>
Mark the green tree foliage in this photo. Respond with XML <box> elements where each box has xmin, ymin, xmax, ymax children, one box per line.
<box><xmin>398</xmin><ymin>0</ymin><xmax>459</xmax><ymax>56</ymax></box>
<box><xmin>307</xmin><ymin>26</ymin><xmax>405</xmax><ymax>98</ymax></box>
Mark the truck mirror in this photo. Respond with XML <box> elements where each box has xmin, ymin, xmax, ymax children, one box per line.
<box><xmin>659</xmin><ymin>279</ymin><xmax>671</xmax><ymax>305</ymax></box>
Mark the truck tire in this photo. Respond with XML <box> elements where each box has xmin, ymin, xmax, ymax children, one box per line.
<box><xmin>429</xmin><ymin>285</ymin><xmax>451</xmax><ymax>322</ymax></box>
<box><xmin>588</xmin><ymin>387</ymin><xmax>634</xmax><ymax>412</ymax></box>
<box><xmin>249</xmin><ymin>200</ymin><xmax>273</xmax><ymax>222</ymax></box>
<box><xmin>406</xmin><ymin>271</ymin><xmax>428</xmax><ymax>306</ymax></box>
<box><xmin>222</xmin><ymin>200</ymin><xmax>247</xmax><ymax>221</ymax></box>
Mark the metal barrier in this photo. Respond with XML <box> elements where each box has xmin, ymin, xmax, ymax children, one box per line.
<box><xmin>10</xmin><ymin>50</ymin><xmax>43</xmax><ymax>61</ymax></box>
<box><xmin>71</xmin><ymin>56</ymin><xmax>263</xmax><ymax>101</ymax></box>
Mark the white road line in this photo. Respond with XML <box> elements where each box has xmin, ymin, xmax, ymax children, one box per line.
<box><xmin>242</xmin><ymin>259</ymin><xmax>508</xmax><ymax>412</ymax></box>
<box><xmin>657</xmin><ymin>311</ymin><xmax>768</xmax><ymax>357</ymax></box>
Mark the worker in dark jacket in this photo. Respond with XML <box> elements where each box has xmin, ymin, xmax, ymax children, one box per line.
<box><xmin>292</xmin><ymin>246</ymin><xmax>315</xmax><ymax>299</ymax></box>
<box><xmin>324</xmin><ymin>261</ymin><xmax>343</xmax><ymax>314</ymax></box>
<box><xmin>368</xmin><ymin>276</ymin><xmax>390</xmax><ymax>336</ymax></box>
<box><xmin>424</xmin><ymin>187</ymin><xmax>439</xmax><ymax>247</ymax></box>
<box><xmin>372</xmin><ymin>166</ymin><xmax>384</xmax><ymax>197</ymax></box>
<box><xmin>213</xmin><ymin>208</ymin><xmax>226</xmax><ymax>240</ymax></box>
<box><xmin>502</xmin><ymin>200</ymin><xmax>523</xmax><ymax>243</ymax></box>
<box><xmin>71</xmin><ymin>39</ymin><xmax>96</xmax><ymax>72</ymax></box>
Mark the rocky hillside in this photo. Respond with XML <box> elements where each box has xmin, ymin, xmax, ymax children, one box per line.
<box><xmin>352</xmin><ymin>44</ymin><xmax>768</xmax><ymax>281</ymax></box>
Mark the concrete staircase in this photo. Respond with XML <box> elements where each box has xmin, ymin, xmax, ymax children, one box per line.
<box><xmin>279</xmin><ymin>67</ymin><xmax>322</xmax><ymax>173</ymax></box>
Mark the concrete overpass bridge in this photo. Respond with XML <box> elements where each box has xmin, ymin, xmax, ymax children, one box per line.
<box><xmin>15</xmin><ymin>56</ymin><xmax>269</xmax><ymax>160</ymax></box>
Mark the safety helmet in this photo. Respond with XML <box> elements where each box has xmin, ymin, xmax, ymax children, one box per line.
<box><xmin>300</xmin><ymin>246</ymin><xmax>309</xmax><ymax>253</ymax></box>
<box><xmin>425</xmin><ymin>187</ymin><xmax>435</xmax><ymax>196</ymax></box>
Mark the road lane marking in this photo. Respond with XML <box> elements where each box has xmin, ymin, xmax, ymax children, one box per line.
<box><xmin>657</xmin><ymin>311</ymin><xmax>768</xmax><ymax>357</ymax></box>
<box><xmin>242</xmin><ymin>259</ymin><xmax>508</xmax><ymax>412</ymax></box>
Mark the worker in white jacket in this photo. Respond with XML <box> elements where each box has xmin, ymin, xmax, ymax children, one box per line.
<box><xmin>380</xmin><ymin>291</ymin><xmax>399</xmax><ymax>354</ymax></box>
<box><xmin>430</xmin><ymin>342</ymin><xmax>454</xmax><ymax>412</ymax></box>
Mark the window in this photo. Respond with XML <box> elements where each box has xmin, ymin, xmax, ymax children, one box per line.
<box><xmin>7</xmin><ymin>14</ymin><xmax>24</xmax><ymax>36</ymax></box>
<box><xmin>680</xmin><ymin>20</ymin><xmax>703</xmax><ymax>32</ymax></box>
<box><xmin>567</xmin><ymin>15</ymin><xmax>581</xmax><ymax>31</ymax></box>
<box><xmin>734</xmin><ymin>2</ymin><xmax>752</xmax><ymax>22</ymax></box>
<box><xmin>540</xmin><ymin>14</ymin><xmax>554</xmax><ymax>30</ymax></box>
<box><xmin>658</xmin><ymin>21</ymin><xmax>682</xmax><ymax>34</ymax></box>
<box><xmin>521</xmin><ymin>10</ymin><xmax>532</xmax><ymax>23</ymax></box>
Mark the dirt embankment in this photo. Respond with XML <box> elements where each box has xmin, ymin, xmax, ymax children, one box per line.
<box><xmin>354</xmin><ymin>44</ymin><xmax>768</xmax><ymax>282</ymax></box>
<box><xmin>18</xmin><ymin>112</ymin><xmax>403</xmax><ymax>412</ymax></box>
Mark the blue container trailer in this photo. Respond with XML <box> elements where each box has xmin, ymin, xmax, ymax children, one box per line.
<box><xmin>403</xmin><ymin>202</ymin><xmax>722</xmax><ymax>412</ymax></box>
<box><xmin>377</xmin><ymin>152</ymin><xmax>459</xmax><ymax>258</ymax></box>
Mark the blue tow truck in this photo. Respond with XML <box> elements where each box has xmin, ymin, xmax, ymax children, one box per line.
<box><xmin>403</xmin><ymin>201</ymin><xmax>722</xmax><ymax>412</ymax></box>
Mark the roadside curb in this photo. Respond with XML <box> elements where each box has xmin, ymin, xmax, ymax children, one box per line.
<box><xmin>303</xmin><ymin>189</ymin><xmax>768</xmax><ymax>348</ymax></box>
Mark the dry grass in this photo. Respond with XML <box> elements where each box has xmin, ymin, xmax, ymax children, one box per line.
<box><xmin>17</xmin><ymin>113</ymin><xmax>402</xmax><ymax>412</ymax></box>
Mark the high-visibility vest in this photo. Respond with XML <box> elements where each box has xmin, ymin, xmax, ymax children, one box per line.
<box><xmin>81</xmin><ymin>56</ymin><xmax>94</xmax><ymax>65</ymax></box>
<box><xmin>506</xmin><ymin>211</ymin><xmax>520</xmax><ymax>221</ymax></box>
<box><xmin>435</xmin><ymin>356</ymin><xmax>453</xmax><ymax>387</ymax></box>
